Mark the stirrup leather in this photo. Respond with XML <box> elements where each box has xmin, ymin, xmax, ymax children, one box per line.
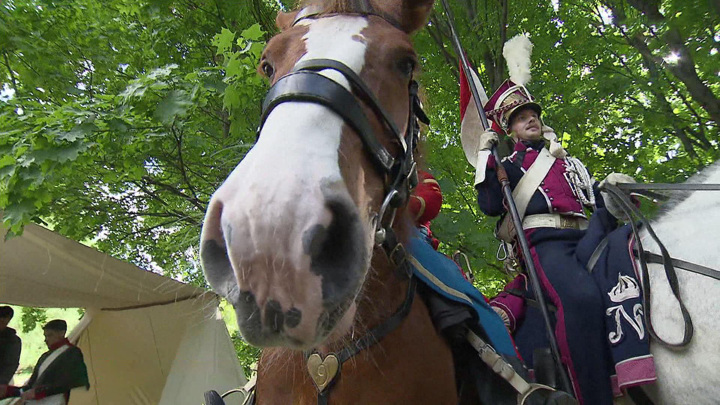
<box><xmin>466</xmin><ymin>330</ymin><xmax>575</xmax><ymax>404</ymax></box>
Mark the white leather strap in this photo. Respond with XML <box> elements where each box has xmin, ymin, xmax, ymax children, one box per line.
<box><xmin>497</xmin><ymin>148</ymin><xmax>556</xmax><ymax>241</ymax></box>
<box><xmin>466</xmin><ymin>330</ymin><xmax>532</xmax><ymax>395</ymax></box>
<box><xmin>37</xmin><ymin>344</ymin><xmax>70</xmax><ymax>379</ymax></box>
<box><xmin>512</xmin><ymin>148</ymin><xmax>555</xmax><ymax>218</ymax></box>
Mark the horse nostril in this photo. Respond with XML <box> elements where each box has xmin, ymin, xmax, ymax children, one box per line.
<box><xmin>303</xmin><ymin>194</ymin><xmax>365</xmax><ymax>305</ymax></box>
<box><xmin>200</xmin><ymin>238</ymin><xmax>236</xmax><ymax>299</ymax></box>
<box><xmin>285</xmin><ymin>307</ymin><xmax>302</xmax><ymax>328</ymax></box>
<box><xmin>200</xmin><ymin>200</ymin><xmax>240</xmax><ymax>300</ymax></box>
<box><xmin>303</xmin><ymin>224</ymin><xmax>329</xmax><ymax>258</ymax></box>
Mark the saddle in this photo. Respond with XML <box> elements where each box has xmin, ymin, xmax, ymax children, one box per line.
<box><xmin>407</xmin><ymin>232</ymin><xmax>576</xmax><ymax>405</ymax></box>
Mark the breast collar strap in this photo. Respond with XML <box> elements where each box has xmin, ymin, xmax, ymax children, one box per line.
<box><xmin>305</xmin><ymin>275</ymin><xmax>416</xmax><ymax>404</ymax></box>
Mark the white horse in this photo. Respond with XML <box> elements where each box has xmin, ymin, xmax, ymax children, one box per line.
<box><xmin>634</xmin><ymin>162</ymin><xmax>720</xmax><ymax>404</ymax></box>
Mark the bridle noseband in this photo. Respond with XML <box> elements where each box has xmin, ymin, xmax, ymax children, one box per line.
<box><xmin>255</xmin><ymin>9</ymin><xmax>429</xmax><ymax>405</ymax></box>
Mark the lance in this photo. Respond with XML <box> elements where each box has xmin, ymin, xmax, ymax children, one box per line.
<box><xmin>439</xmin><ymin>0</ymin><xmax>574</xmax><ymax>395</ymax></box>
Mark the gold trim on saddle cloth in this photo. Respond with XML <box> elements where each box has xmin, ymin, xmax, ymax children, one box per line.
<box><xmin>407</xmin><ymin>255</ymin><xmax>473</xmax><ymax>306</ymax></box>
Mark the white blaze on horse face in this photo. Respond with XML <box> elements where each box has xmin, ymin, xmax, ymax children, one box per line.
<box><xmin>296</xmin><ymin>16</ymin><xmax>369</xmax><ymax>90</ymax></box>
<box><xmin>206</xmin><ymin>16</ymin><xmax>372</xmax><ymax>347</ymax></box>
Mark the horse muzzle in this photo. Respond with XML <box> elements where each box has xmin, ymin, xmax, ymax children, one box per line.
<box><xmin>200</xmin><ymin>177</ymin><xmax>369</xmax><ymax>348</ymax></box>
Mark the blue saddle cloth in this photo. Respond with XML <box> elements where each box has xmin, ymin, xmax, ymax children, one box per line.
<box><xmin>407</xmin><ymin>232</ymin><xmax>516</xmax><ymax>357</ymax></box>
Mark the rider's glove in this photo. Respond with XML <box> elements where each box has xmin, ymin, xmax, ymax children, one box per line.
<box><xmin>599</xmin><ymin>173</ymin><xmax>637</xmax><ymax>220</ymax></box>
<box><xmin>492</xmin><ymin>306</ymin><xmax>511</xmax><ymax>330</ymax></box>
<box><xmin>478</xmin><ymin>130</ymin><xmax>499</xmax><ymax>151</ymax></box>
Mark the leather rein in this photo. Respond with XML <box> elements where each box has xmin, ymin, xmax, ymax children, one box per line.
<box><xmin>249</xmin><ymin>7</ymin><xmax>428</xmax><ymax>405</ymax></box>
<box><xmin>597</xmin><ymin>183</ymin><xmax>720</xmax><ymax>349</ymax></box>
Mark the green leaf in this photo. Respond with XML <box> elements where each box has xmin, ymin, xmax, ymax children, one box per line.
<box><xmin>3</xmin><ymin>200</ymin><xmax>35</xmax><ymax>226</ymax></box>
<box><xmin>240</xmin><ymin>24</ymin><xmax>264</xmax><ymax>42</ymax></box>
<box><xmin>225</xmin><ymin>55</ymin><xmax>245</xmax><ymax>78</ymax></box>
<box><xmin>154</xmin><ymin>90</ymin><xmax>193</xmax><ymax>124</ymax></box>
<box><xmin>53</xmin><ymin>141</ymin><xmax>91</xmax><ymax>163</ymax></box>
<box><xmin>58</xmin><ymin>122</ymin><xmax>97</xmax><ymax>142</ymax></box>
<box><xmin>0</xmin><ymin>155</ymin><xmax>15</xmax><ymax>169</ymax></box>
<box><xmin>0</xmin><ymin>164</ymin><xmax>16</xmax><ymax>178</ymax></box>
<box><xmin>214</xmin><ymin>28</ymin><xmax>235</xmax><ymax>54</ymax></box>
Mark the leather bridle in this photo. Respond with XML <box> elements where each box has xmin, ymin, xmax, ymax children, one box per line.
<box><xmin>254</xmin><ymin>7</ymin><xmax>429</xmax><ymax>405</ymax></box>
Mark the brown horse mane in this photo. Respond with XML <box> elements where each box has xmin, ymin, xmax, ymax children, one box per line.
<box><xmin>299</xmin><ymin>0</ymin><xmax>361</xmax><ymax>13</ymax></box>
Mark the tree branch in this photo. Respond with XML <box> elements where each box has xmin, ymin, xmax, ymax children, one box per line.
<box><xmin>140</xmin><ymin>176</ymin><xmax>206</xmax><ymax>212</ymax></box>
<box><xmin>172</xmin><ymin>126</ymin><xmax>201</xmax><ymax>204</ymax></box>
<box><xmin>2</xmin><ymin>51</ymin><xmax>20</xmax><ymax>98</ymax></box>
<box><xmin>612</xmin><ymin>0</ymin><xmax>720</xmax><ymax>125</ymax></box>
<box><xmin>427</xmin><ymin>14</ymin><xmax>459</xmax><ymax>81</ymax></box>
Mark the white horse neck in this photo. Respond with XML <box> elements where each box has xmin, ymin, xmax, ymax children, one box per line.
<box><xmin>641</xmin><ymin>162</ymin><xmax>720</xmax><ymax>404</ymax></box>
<box><xmin>639</xmin><ymin>162</ymin><xmax>720</xmax><ymax>268</ymax></box>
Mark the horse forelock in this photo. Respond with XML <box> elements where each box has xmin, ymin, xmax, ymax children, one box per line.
<box><xmin>300</xmin><ymin>0</ymin><xmax>359</xmax><ymax>14</ymax></box>
<box><xmin>298</xmin><ymin>0</ymin><xmax>433</xmax><ymax>33</ymax></box>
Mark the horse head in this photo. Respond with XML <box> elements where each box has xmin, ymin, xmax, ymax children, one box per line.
<box><xmin>200</xmin><ymin>0</ymin><xmax>435</xmax><ymax>350</ymax></box>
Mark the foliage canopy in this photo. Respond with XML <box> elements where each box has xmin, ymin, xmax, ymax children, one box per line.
<box><xmin>2</xmin><ymin>0</ymin><xmax>719</xmax><ymax>367</ymax></box>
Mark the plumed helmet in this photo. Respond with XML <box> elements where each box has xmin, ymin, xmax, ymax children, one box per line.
<box><xmin>484</xmin><ymin>80</ymin><xmax>542</xmax><ymax>132</ymax></box>
<box><xmin>484</xmin><ymin>34</ymin><xmax>541</xmax><ymax>132</ymax></box>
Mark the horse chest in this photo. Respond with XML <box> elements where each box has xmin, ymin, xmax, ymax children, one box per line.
<box><xmin>254</xmin><ymin>299</ymin><xmax>458</xmax><ymax>404</ymax></box>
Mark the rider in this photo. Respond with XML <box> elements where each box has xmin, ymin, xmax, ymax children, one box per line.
<box><xmin>464</xmin><ymin>75</ymin><xmax>656</xmax><ymax>404</ymax></box>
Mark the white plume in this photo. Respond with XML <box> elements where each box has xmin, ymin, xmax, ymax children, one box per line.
<box><xmin>503</xmin><ymin>34</ymin><xmax>533</xmax><ymax>85</ymax></box>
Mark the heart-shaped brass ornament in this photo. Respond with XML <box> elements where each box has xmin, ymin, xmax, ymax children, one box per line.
<box><xmin>306</xmin><ymin>353</ymin><xmax>340</xmax><ymax>392</ymax></box>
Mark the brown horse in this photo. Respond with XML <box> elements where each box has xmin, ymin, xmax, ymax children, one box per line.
<box><xmin>200</xmin><ymin>0</ymin><xmax>461</xmax><ymax>403</ymax></box>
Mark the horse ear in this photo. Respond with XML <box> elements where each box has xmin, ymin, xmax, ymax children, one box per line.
<box><xmin>276</xmin><ymin>10</ymin><xmax>301</xmax><ymax>31</ymax></box>
<box><xmin>374</xmin><ymin>0</ymin><xmax>435</xmax><ymax>34</ymax></box>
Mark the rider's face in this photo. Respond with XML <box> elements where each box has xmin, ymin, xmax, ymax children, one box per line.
<box><xmin>509</xmin><ymin>108</ymin><xmax>542</xmax><ymax>142</ymax></box>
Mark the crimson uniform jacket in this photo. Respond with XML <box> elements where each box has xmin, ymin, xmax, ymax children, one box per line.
<box><xmin>408</xmin><ymin>170</ymin><xmax>442</xmax><ymax>249</ymax></box>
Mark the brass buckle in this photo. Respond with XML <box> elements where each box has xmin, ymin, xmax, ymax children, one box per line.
<box><xmin>559</xmin><ymin>216</ymin><xmax>576</xmax><ymax>229</ymax></box>
<box><xmin>389</xmin><ymin>242</ymin><xmax>407</xmax><ymax>268</ymax></box>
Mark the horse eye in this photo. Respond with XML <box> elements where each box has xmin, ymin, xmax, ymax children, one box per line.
<box><xmin>260</xmin><ymin>61</ymin><xmax>275</xmax><ymax>78</ymax></box>
<box><xmin>397</xmin><ymin>57</ymin><xmax>416</xmax><ymax>78</ymax></box>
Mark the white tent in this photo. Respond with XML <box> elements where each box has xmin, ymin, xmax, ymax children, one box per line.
<box><xmin>0</xmin><ymin>218</ymin><xmax>246</xmax><ymax>405</ymax></box>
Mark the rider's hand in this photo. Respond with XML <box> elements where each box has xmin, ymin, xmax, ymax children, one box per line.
<box><xmin>492</xmin><ymin>306</ymin><xmax>511</xmax><ymax>330</ymax></box>
<box><xmin>600</xmin><ymin>172</ymin><xmax>636</xmax><ymax>188</ymax></box>
<box><xmin>479</xmin><ymin>130</ymin><xmax>499</xmax><ymax>151</ymax></box>
<box><xmin>600</xmin><ymin>173</ymin><xmax>637</xmax><ymax>221</ymax></box>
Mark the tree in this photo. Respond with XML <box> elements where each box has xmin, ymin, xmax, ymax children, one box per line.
<box><xmin>1</xmin><ymin>0</ymin><xmax>718</xmax><ymax>298</ymax></box>
<box><xmin>0</xmin><ymin>0</ymin><xmax>275</xmax><ymax>276</ymax></box>
<box><xmin>2</xmin><ymin>0</ymin><xmax>717</xmax><ymax>378</ymax></box>
<box><xmin>413</xmin><ymin>0</ymin><xmax>719</xmax><ymax>288</ymax></box>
